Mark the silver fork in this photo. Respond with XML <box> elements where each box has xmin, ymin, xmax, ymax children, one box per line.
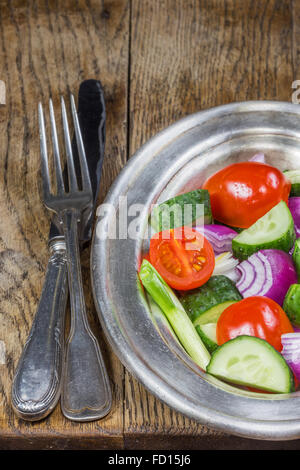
<box><xmin>38</xmin><ymin>96</ymin><xmax>112</xmax><ymax>421</ymax></box>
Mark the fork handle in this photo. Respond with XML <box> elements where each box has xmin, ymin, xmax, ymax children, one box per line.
<box><xmin>61</xmin><ymin>209</ymin><xmax>112</xmax><ymax>421</ymax></box>
<box><xmin>11</xmin><ymin>239</ymin><xmax>68</xmax><ymax>421</ymax></box>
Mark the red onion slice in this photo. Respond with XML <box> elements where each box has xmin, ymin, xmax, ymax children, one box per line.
<box><xmin>281</xmin><ymin>333</ymin><xmax>300</xmax><ymax>381</ymax></box>
<box><xmin>213</xmin><ymin>251</ymin><xmax>239</xmax><ymax>276</ymax></box>
<box><xmin>195</xmin><ymin>224</ymin><xmax>237</xmax><ymax>254</ymax></box>
<box><xmin>236</xmin><ymin>249</ymin><xmax>297</xmax><ymax>306</ymax></box>
<box><xmin>288</xmin><ymin>197</ymin><xmax>300</xmax><ymax>238</ymax></box>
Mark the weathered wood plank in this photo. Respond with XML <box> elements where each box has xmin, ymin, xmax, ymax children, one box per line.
<box><xmin>125</xmin><ymin>0</ymin><xmax>294</xmax><ymax>449</ymax></box>
<box><xmin>0</xmin><ymin>80</ymin><xmax>5</xmax><ymax>105</ymax></box>
<box><xmin>292</xmin><ymin>0</ymin><xmax>300</xmax><ymax>80</ymax></box>
<box><xmin>0</xmin><ymin>0</ymin><xmax>129</xmax><ymax>449</ymax></box>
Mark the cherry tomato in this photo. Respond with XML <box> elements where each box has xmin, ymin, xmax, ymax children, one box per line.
<box><xmin>149</xmin><ymin>226</ymin><xmax>215</xmax><ymax>290</ymax></box>
<box><xmin>202</xmin><ymin>162</ymin><xmax>291</xmax><ymax>228</ymax></box>
<box><xmin>216</xmin><ymin>296</ymin><xmax>294</xmax><ymax>351</ymax></box>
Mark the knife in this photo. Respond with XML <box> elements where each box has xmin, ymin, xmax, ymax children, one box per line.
<box><xmin>11</xmin><ymin>80</ymin><xmax>111</xmax><ymax>421</ymax></box>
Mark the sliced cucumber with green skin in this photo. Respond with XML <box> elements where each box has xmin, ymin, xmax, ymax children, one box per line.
<box><xmin>207</xmin><ymin>335</ymin><xmax>295</xmax><ymax>393</ymax></box>
<box><xmin>193</xmin><ymin>301</ymin><xmax>237</xmax><ymax>327</ymax></box>
<box><xmin>283</xmin><ymin>170</ymin><xmax>300</xmax><ymax>197</ymax></box>
<box><xmin>232</xmin><ymin>201</ymin><xmax>296</xmax><ymax>260</ymax></box>
<box><xmin>180</xmin><ymin>275</ymin><xmax>242</xmax><ymax>324</ymax></box>
<box><xmin>283</xmin><ymin>283</ymin><xmax>300</xmax><ymax>327</ymax></box>
<box><xmin>150</xmin><ymin>189</ymin><xmax>213</xmax><ymax>233</ymax></box>
<box><xmin>196</xmin><ymin>323</ymin><xmax>218</xmax><ymax>353</ymax></box>
<box><xmin>293</xmin><ymin>238</ymin><xmax>300</xmax><ymax>281</ymax></box>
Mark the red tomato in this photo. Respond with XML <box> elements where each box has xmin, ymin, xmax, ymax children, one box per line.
<box><xmin>149</xmin><ymin>226</ymin><xmax>215</xmax><ymax>290</ymax></box>
<box><xmin>216</xmin><ymin>296</ymin><xmax>294</xmax><ymax>351</ymax></box>
<box><xmin>202</xmin><ymin>162</ymin><xmax>291</xmax><ymax>228</ymax></box>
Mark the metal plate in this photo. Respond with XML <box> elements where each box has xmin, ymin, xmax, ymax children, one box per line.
<box><xmin>91</xmin><ymin>101</ymin><xmax>300</xmax><ymax>440</ymax></box>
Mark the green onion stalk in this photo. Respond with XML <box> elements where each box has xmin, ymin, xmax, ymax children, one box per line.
<box><xmin>139</xmin><ymin>259</ymin><xmax>211</xmax><ymax>370</ymax></box>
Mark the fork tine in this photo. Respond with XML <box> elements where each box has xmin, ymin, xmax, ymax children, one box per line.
<box><xmin>38</xmin><ymin>102</ymin><xmax>51</xmax><ymax>200</ymax></box>
<box><xmin>49</xmin><ymin>99</ymin><xmax>64</xmax><ymax>194</ymax></box>
<box><xmin>61</xmin><ymin>96</ymin><xmax>78</xmax><ymax>192</ymax></box>
<box><xmin>70</xmin><ymin>94</ymin><xmax>92</xmax><ymax>192</ymax></box>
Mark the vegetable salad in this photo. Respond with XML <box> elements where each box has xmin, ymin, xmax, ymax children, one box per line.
<box><xmin>139</xmin><ymin>155</ymin><xmax>300</xmax><ymax>394</ymax></box>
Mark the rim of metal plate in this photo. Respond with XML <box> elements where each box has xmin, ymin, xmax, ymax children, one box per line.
<box><xmin>91</xmin><ymin>101</ymin><xmax>300</xmax><ymax>440</ymax></box>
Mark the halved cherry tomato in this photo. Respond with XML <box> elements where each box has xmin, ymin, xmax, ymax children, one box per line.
<box><xmin>149</xmin><ymin>226</ymin><xmax>215</xmax><ymax>290</ymax></box>
<box><xmin>216</xmin><ymin>296</ymin><xmax>294</xmax><ymax>352</ymax></box>
<box><xmin>202</xmin><ymin>162</ymin><xmax>291</xmax><ymax>228</ymax></box>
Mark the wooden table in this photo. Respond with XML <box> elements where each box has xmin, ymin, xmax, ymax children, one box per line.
<box><xmin>1</xmin><ymin>0</ymin><xmax>300</xmax><ymax>450</ymax></box>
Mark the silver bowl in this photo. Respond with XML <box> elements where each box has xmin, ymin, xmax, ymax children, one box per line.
<box><xmin>91</xmin><ymin>101</ymin><xmax>300</xmax><ymax>440</ymax></box>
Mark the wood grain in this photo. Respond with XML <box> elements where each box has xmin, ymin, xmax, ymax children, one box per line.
<box><xmin>0</xmin><ymin>81</ymin><xmax>5</xmax><ymax>105</ymax></box>
<box><xmin>0</xmin><ymin>0</ymin><xmax>300</xmax><ymax>450</ymax></box>
<box><xmin>0</xmin><ymin>0</ymin><xmax>129</xmax><ymax>450</ymax></box>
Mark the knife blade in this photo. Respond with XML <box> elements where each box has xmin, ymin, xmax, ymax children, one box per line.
<box><xmin>11</xmin><ymin>80</ymin><xmax>109</xmax><ymax>421</ymax></box>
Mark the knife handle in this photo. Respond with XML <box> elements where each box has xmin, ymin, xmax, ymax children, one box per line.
<box><xmin>11</xmin><ymin>239</ymin><xmax>68</xmax><ymax>421</ymax></box>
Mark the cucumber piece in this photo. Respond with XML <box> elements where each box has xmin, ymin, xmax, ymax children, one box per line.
<box><xmin>292</xmin><ymin>238</ymin><xmax>300</xmax><ymax>281</ymax></box>
<box><xmin>207</xmin><ymin>335</ymin><xmax>295</xmax><ymax>393</ymax></box>
<box><xmin>196</xmin><ymin>323</ymin><xmax>218</xmax><ymax>353</ymax></box>
<box><xmin>180</xmin><ymin>275</ymin><xmax>242</xmax><ymax>324</ymax></box>
<box><xmin>193</xmin><ymin>301</ymin><xmax>237</xmax><ymax>326</ymax></box>
<box><xmin>232</xmin><ymin>201</ymin><xmax>295</xmax><ymax>260</ymax></box>
<box><xmin>150</xmin><ymin>189</ymin><xmax>213</xmax><ymax>233</ymax></box>
<box><xmin>283</xmin><ymin>170</ymin><xmax>300</xmax><ymax>197</ymax></box>
<box><xmin>283</xmin><ymin>284</ymin><xmax>300</xmax><ymax>327</ymax></box>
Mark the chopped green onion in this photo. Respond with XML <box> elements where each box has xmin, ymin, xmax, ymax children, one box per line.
<box><xmin>139</xmin><ymin>259</ymin><xmax>211</xmax><ymax>370</ymax></box>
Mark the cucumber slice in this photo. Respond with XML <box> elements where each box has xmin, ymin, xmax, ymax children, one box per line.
<box><xmin>193</xmin><ymin>301</ymin><xmax>237</xmax><ymax>326</ymax></box>
<box><xmin>283</xmin><ymin>283</ymin><xmax>300</xmax><ymax>327</ymax></box>
<box><xmin>196</xmin><ymin>323</ymin><xmax>218</xmax><ymax>353</ymax></box>
<box><xmin>232</xmin><ymin>201</ymin><xmax>295</xmax><ymax>260</ymax></box>
<box><xmin>150</xmin><ymin>189</ymin><xmax>213</xmax><ymax>232</ymax></box>
<box><xmin>283</xmin><ymin>170</ymin><xmax>300</xmax><ymax>197</ymax></box>
<box><xmin>180</xmin><ymin>275</ymin><xmax>242</xmax><ymax>324</ymax></box>
<box><xmin>207</xmin><ymin>335</ymin><xmax>295</xmax><ymax>393</ymax></box>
